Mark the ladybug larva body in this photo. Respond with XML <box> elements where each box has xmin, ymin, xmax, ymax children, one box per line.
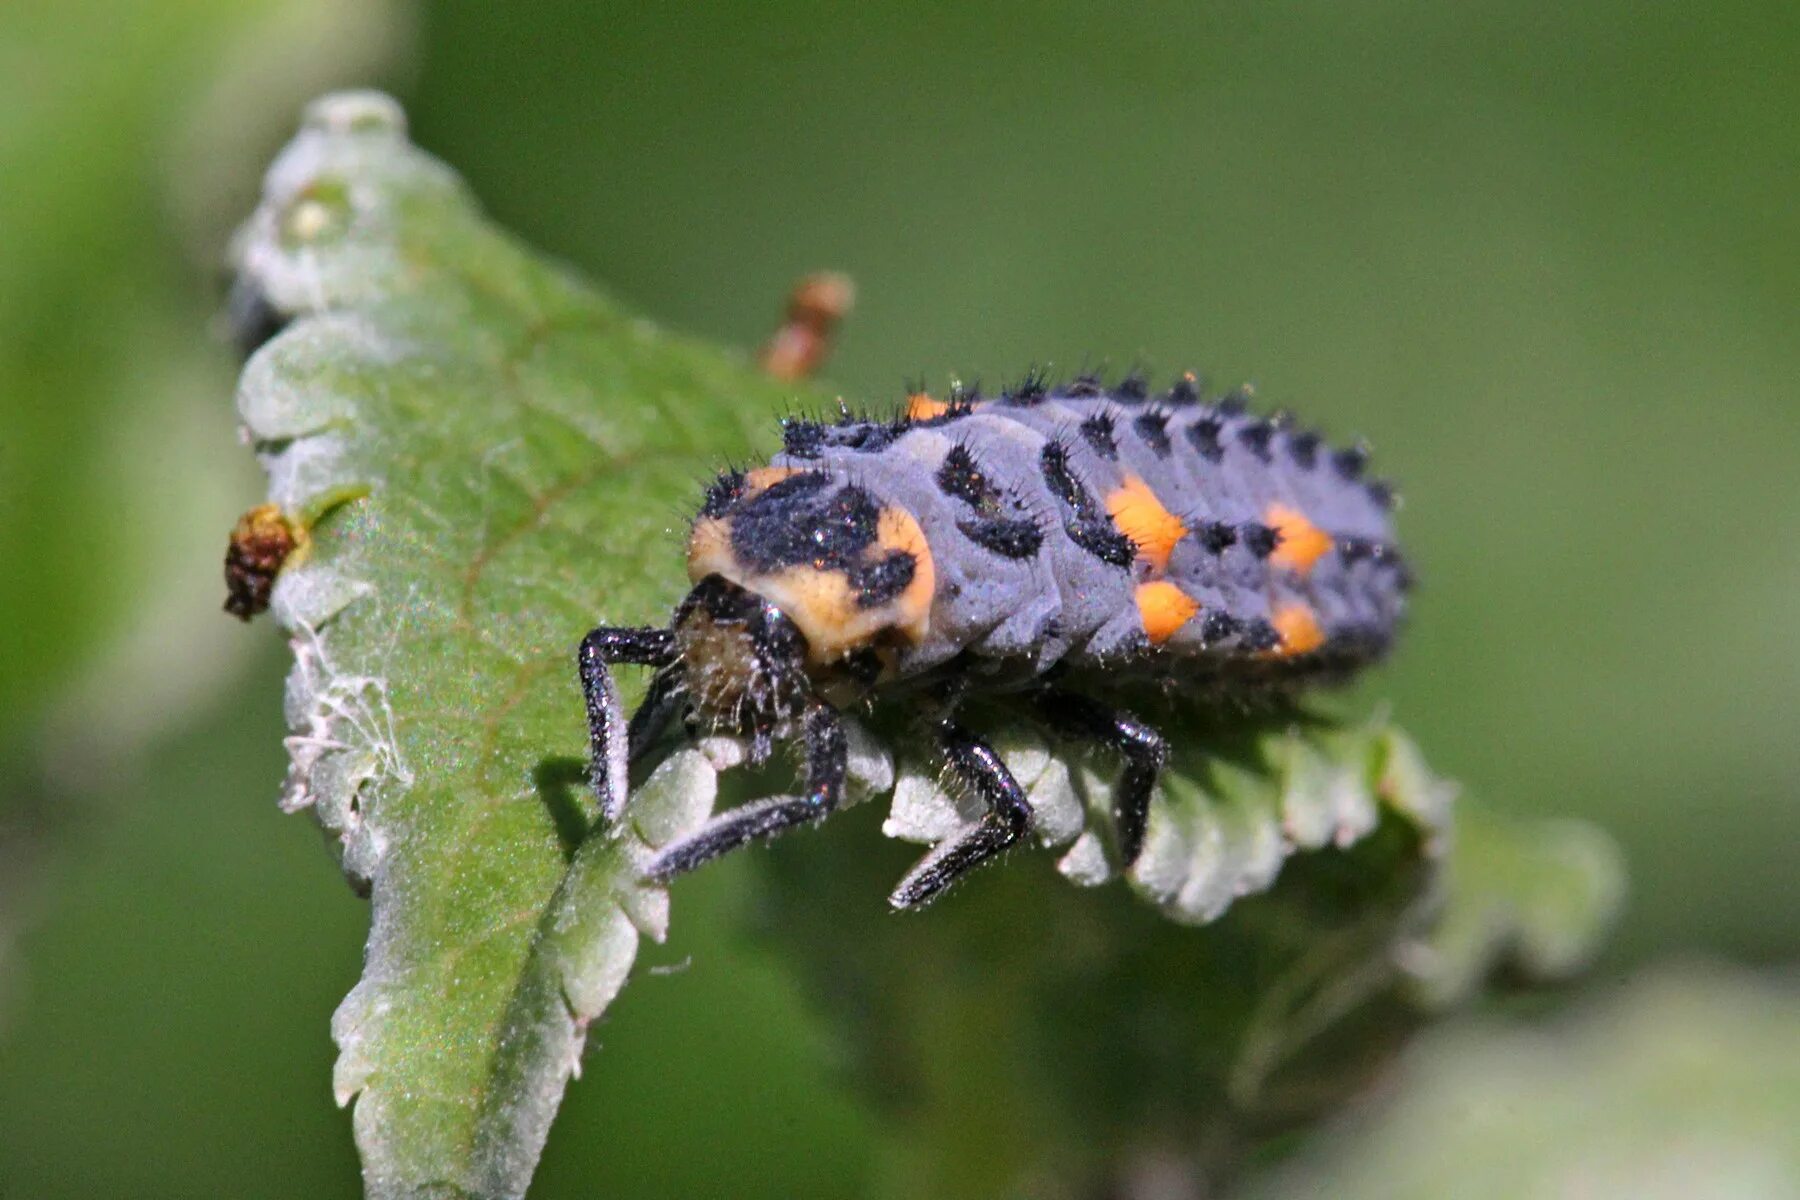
<box><xmin>580</xmin><ymin>373</ymin><xmax>1408</xmax><ymax>907</ymax></box>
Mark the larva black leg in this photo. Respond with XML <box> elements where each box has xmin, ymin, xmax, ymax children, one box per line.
<box><xmin>1034</xmin><ymin>690</ymin><xmax>1168</xmax><ymax>865</ymax></box>
<box><xmin>579</xmin><ymin>626</ymin><xmax>678</xmax><ymax>822</ymax></box>
<box><xmin>626</xmin><ymin>665</ymin><xmax>687</xmax><ymax>764</ymax></box>
<box><xmin>889</xmin><ymin>721</ymin><xmax>1035</xmax><ymax>909</ymax></box>
<box><xmin>644</xmin><ymin>702</ymin><xmax>846</xmax><ymax>883</ymax></box>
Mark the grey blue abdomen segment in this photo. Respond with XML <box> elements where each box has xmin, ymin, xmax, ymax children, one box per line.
<box><xmin>771</xmin><ymin>379</ymin><xmax>1408</xmax><ymax>681</ymax></box>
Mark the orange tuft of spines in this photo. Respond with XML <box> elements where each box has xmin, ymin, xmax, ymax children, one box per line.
<box><xmin>1269</xmin><ymin>603</ymin><xmax>1326</xmax><ymax>657</ymax></box>
<box><xmin>1106</xmin><ymin>474</ymin><xmax>1188</xmax><ymax>574</ymax></box>
<box><xmin>1265</xmin><ymin>503</ymin><xmax>1333</xmax><ymax>576</ymax></box>
<box><xmin>1136</xmin><ymin>581</ymin><xmax>1200</xmax><ymax>644</ymax></box>
<box><xmin>906</xmin><ymin>392</ymin><xmax>949</xmax><ymax>421</ymax></box>
<box><xmin>743</xmin><ymin>466</ymin><xmax>804</xmax><ymax>495</ymax></box>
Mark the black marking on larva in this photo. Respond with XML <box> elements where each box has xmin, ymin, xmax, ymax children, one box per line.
<box><xmin>781</xmin><ymin>419</ymin><xmax>827</xmax><ymax>459</ymax></box>
<box><xmin>940</xmin><ymin>443</ymin><xmax>1044</xmax><ymax>559</ymax></box>
<box><xmin>833</xmin><ymin>419</ymin><xmax>904</xmax><ymax>453</ymax></box>
<box><xmin>1165</xmin><ymin>376</ymin><xmax>1202</xmax><ymax>406</ymax></box>
<box><xmin>1332</xmin><ymin>444</ymin><xmax>1369</xmax><ymax>480</ymax></box>
<box><xmin>728</xmin><ymin>474</ymin><xmax>877</xmax><ymax>572</ymax></box>
<box><xmin>1365</xmin><ymin>479</ymin><xmax>1396</xmax><ymax>510</ymax></box>
<box><xmin>1287</xmin><ymin>429</ymin><xmax>1322</xmax><ymax>468</ymax></box>
<box><xmin>1241</xmin><ymin>618</ymin><xmax>1282</xmax><ymax>652</ymax></box>
<box><xmin>1004</xmin><ymin>368</ymin><xmax>1050</xmax><ymax>406</ymax></box>
<box><xmin>1197</xmin><ymin>520</ymin><xmax>1238</xmax><ymax>554</ymax></box>
<box><xmin>1186</xmin><ymin>415</ymin><xmax>1225</xmax><ymax>462</ymax></box>
<box><xmin>1217</xmin><ymin>389</ymin><xmax>1251</xmax><ymax>417</ymax></box>
<box><xmin>1040</xmin><ymin>441</ymin><xmax>1135</xmax><ymax>568</ymax></box>
<box><xmin>1339</xmin><ymin>540</ymin><xmax>1413</xmax><ymax>591</ymax></box>
<box><xmin>1078</xmin><ymin>410</ymin><xmax>1120</xmax><ymax>460</ymax></box>
<box><xmin>700</xmin><ymin>470</ymin><xmax>747</xmax><ymax>517</ymax></box>
<box><xmin>1131</xmin><ymin>409</ymin><xmax>1172</xmax><ymax>457</ymax></box>
<box><xmin>1199</xmin><ymin>610</ymin><xmax>1240</xmax><ymax>645</ymax></box>
<box><xmin>1114</xmin><ymin>371</ymin><xmax>1150</xmax><ymax>402</ymax></box>
<box><xmin>1240</xmin><ymin>522</ymin><xmax>1281</xmax><ymax>559</ymax></box>
<box><xmin>848</xmin><ymin>552</ymin><xmax>917</xmax><ymax>608</ymax></box>
<box><xmin>936</xmin><ymin>444</ymin><xmax>1001</xmax><ymax>512</ymax></box>
<box><xmin>783</xmin><ymin>414</ymin><xmax>908</xmax><ymax>456</ymax></box>
<box><xmin>1063</xmin><ymin>373</ymin><xmax>1105</xmax><ymax>399</ymax></box>
<box><xmin>958</xmin><ymin>516</ymin><xmax>1045</xmax><ymax>560</ymax></box>
<box><xmin>1237</xmin><ymin>419</ymin><xmax>1276</xmax><ymax>461</ymax></box>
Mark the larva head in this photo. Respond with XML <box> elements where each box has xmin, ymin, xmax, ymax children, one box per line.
<box><xmin>670</xmin><ymin>573</ymin><xmax>813</xmax><ymax>750</ymax></box>
<box><xmin>684</xmin><ymin>469</ymin><xmax>935</xmax><ymax>673</ymax></box>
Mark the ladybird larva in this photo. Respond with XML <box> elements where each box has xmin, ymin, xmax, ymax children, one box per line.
<box><xmin>579</xmin><ymin>373</ymin><xmax>1407</xmax><ymax>907</ymax></box>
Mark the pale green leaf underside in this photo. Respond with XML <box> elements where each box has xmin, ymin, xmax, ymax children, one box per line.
<box><xmin>232</xmin><ymin>92</ymin><xmax>1623</xmax><ymax>1199</ymax></box>
<box><xmin>1244</xmin><ymin>967</ymin><xmax>1800</xmax><ymax>1200</ymax></box>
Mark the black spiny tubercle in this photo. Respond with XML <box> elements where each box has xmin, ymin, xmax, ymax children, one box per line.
<box><xmin>1186</xmin><ymin>415</ymin><xmax>1225</xmax><ymax>462</ymax></box>
<box><xmin>780</xmin><ymin>418</ymin><xmax>827</xmax><ymax>458</ymax></box>
<box><xmin>1062</xmin><ymin>372</ymin><xmax>1106</xmax><ymax>399</ymax></box>
<box><xmin>1004</xmin><ymin>367</ymin><xmax>1051</xmax><ymax>406</ymax></box>
<box><xmin>1165</xmin><ymin>375</ymin><xmax>1203</xmax><ymax>406</ymax></box>
<box><xmin>1197</xmin><ymin>520</ymin><xmax>1238</xmax><ymax>554</ymax></box>
<box><xmin>1332</xmin><ymin>444</ymin><xmax>1369</xmax><ymax>480</ymax></box>
<box><xmin>1239</xmin><ymin>522</ymin><xmax>1281</xmax><ymax>559</ymax></box>
<box><xmin>1114</xmin><ymin>370</ymin><xmax>1150</xmax><ymax>402</ymax></box>
<box><xmin>938</xmin><ymin>442</ymin><xmax>1044</xmax><ymax>560</ymax></box>
<box><xmin>1237</xmin><ymin>419</ymin><xmax>1276</xmax><ymax>461</ymax></box>
<box><xmin>1079</xmin><ymin>410</ymin><xmax>1120</xmax><ymax>460</ymax></box>
<box><xmin>1040</xmin><ymin>440</ymin><xmax>1136</xmax><ymax>568</ymax></box>
<box><xmin>699</xmin><ymin>469</ymin><xmax>747</xmax><ymax>517</ymax></box>
<box><xmin>1287</xmin><ymin>429</ymin><xmax>1322</xmax><ymax>468</ymax></box>
<box><xmin>1132</xmin><ymin>409</ymin><xmax>1172</xmax><ymax>456</ymax></box>
<box><xmin>935</xmin><ymin>443</ymin><xmax>999</xmax><ymax>510</ymax></box>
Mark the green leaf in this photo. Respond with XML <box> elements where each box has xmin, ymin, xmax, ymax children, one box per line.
<box><xmin>231</xmin><ymin>92</ymin><xmax>816</xmax><ymax>1199</ymax></box>
<box><xmin>1242</xmin><ymin>966</ymin><xmax>1800</xmax><ymax>1200</ymax></box>
<box><xmin>232</xmin><ymin>92</ymin><xmax>1623</xmax><ymax>1198</ymax></box>
<box><xmin>1398</xmin><ymin>795</ymin><xmax>1627</xmax><ymax>1009</ymax></box>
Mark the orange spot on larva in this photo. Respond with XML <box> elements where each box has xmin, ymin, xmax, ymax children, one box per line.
<box><xmin>906</xmin><ymin>393</ymin><xmax>948</xmax><ymax>421</ymax></box>
<box><xmin>744</xmin><ymin>466</ymin><xmax>803</xmax><ymax>495</ymax></box>
<box><xmin>687</xmin><ymin>504</ymin><xmax>937</xmax><ymax>664</ymax></box>
<box><xmin>1136</xmin><ymin>581</ymin><xmax>1199</xmax><ymax>644</ymax></box>
<box><xmin>1265</xmin><ymin>503</ymin><xmax>1333</xmax><ymax>576</ymax></box>
<box><xmin>1270</xmin><ymin>603</ymin><xmax>1326</xmax><ymax>657</ymax></box>
<box><xmin>1106</xmin><ymin>475</ymin><xmax>1188</xmax><ymax>573</ymax></box>
<box><xmin>686</xmin><ymin>516</ymin><xmax>735</xmax><ymax>583</ymax></box>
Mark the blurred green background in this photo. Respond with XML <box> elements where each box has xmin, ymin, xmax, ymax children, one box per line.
<box><xmin>2</xmin><ymin>2</ymin><xmax>1794</xmax><ymax>1196</ymax></box>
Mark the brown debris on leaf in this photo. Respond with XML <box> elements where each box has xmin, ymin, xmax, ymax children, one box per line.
<box><xmin>759</xmin><ymin>271</ymin><xmax>855</xmax><ymax>382</ymax></box>
<box><xmin>224</xmin><ymin>503</ymin><xmax>302</xmax><ymax>620</ymax></box>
